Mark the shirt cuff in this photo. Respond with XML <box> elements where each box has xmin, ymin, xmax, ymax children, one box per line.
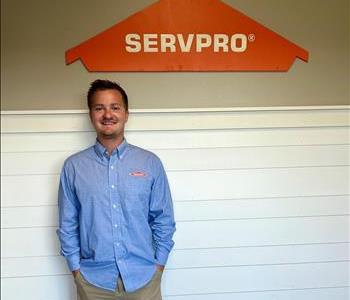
<box><xmin>155</xmin><ymin>246</ymin><xmax>171</xmax><ymax>266</ymax></box>
<box><xmin>66</xmin><ymin>254</ymin><xmax>81</xmax><ymax>271</ymax></box>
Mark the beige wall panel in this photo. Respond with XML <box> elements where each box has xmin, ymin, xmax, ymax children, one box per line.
<box><xmin>1</xmin><ymin>0</ymin><xmax>349</xmax><ymax>110</ymax></box>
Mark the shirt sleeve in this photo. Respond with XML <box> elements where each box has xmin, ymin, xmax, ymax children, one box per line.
<box><xmin>56</xmin><ymin>161</ymin><xmax>81</xmax><ymax>271</ymax></box>
<box><xmin>149</xmin><ymin>156</ymin><xmax>176</xmax><ymax>266</ymax></box>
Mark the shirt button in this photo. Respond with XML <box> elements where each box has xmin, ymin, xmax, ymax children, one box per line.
<box><xmin>113</xmin><ymin>204</ymin><xmax>116</xmax><ymax>208</ymax></box>
<box><xmin>116</xmin><ymin>243</ymin><xmax>120</xmax><ymax>246</ymax></box>
<box><xmin>111</xmin><ymin>166</ymin><xmax>114</xmax><ymax>169</ymax></box>
<box><xmin>111</xmin><ymin>185</ymin><xmax>115</xmax><ymax>189</ymax></box>
<box><xmin>114</xmin><ymin>224</ymin><xmax>118</xmax><ymax>228</ymax></box>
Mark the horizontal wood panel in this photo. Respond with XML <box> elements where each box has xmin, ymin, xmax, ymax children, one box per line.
<box><xmin>2</xmin><ymin>109</ymin><xmax>349</xmax><ymax>133</ymax></box>
<box><xmin>2</xmin><ymin>262</ymin><xmax>348</xmax><ymax>299</ymax></box>
<box><xmin>2</xmin><ymin>127</ymin><xmax>349</xmax><ymax>153</ymax></box>
<box><xmin>170</xmin><ymin>166</ymin><xmax>349</xmax><ymax>201</ymax></box>
<box><xmin>162</xmin><ymin>262</ymin><xmax>349</xmax><ymax>295</ymax></box>
<box><xmin>1</xmin><ymin>151</ymin><xmax>66</xmax><ymax>176</ymax></box>
<box><xmin>2</xmin><ymin>167</ymin><xmax>348</xmax><ymax>207</ymax></box>
<box><xmin>1</xmin><ymin>175</ymin><xmax>59</xmax><ymax>207</ymax></box>
<box><xmin>168</xmin><ymin>243</ymin><xmax>349</xmax><ymax>269</ymax></box>
<box><xmin>2</xmin><ymin>195</ymin><xmax>348</xmax><ymax>228</ymax></box>
<box><xmin>2</xmin><ymin>216</ymin><xmax>348</xmax><ymax>257</ymax></box>
<box><xmin>2</xmin><ymin>144</ymin><xmax>348</xmax><ymax>176</ymax></box>
<box><xmin>2</xmin><ymin>276</ymin><xmax>76</xmax><ymax>300</ymax></box>
<box><xmin>174</xmin><ymin>216</ymin><xmax>349</xmax><ymax>249</ymax></box>
<box><xmin>157</xmin><ymin>145</ymin><xmax>349</xmax><ymax>171</ymax></box>
<box><xmin>2</xmin><ymin>243</ymin><xmax>348</xmax><ymax>277</ymax></box>
<box><xmin>173</xmin><ymin>195</ymin><xmax>349</xmax><ymax>221</ymax></box>
<box><xmin>164</xmin><ymin>288</ymin><xmax>350</xmax><ymax>300</ymax></box>
<box><xmin>2</xmin><ymin>256</ymin><xmax>69</xmax><ymax>277</ymax></box>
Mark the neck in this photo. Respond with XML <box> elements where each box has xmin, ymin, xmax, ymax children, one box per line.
<box><xmin>97</xmin><ymin>135</ymin><xmax>124</xmax><ymax>155</ymax></box>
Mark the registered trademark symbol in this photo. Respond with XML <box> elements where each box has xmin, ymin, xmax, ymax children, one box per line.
<box><xmin>248</xmin><ymin>34</ymin><xmax>255</xmax><ymax>42</ymax></box>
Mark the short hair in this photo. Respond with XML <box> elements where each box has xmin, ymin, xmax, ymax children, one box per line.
<box><xmin>87</xmin><ymin>79</ymin><xmax>128</xmax><ymax>111</ymax></box>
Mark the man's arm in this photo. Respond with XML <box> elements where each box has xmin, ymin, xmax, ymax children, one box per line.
<box><xmin>149</xmin><ymin>157</ymin><xmax>176</xmax><ymax>269</ymax></box>
<box><xmin>56</xmin><ymin>161</ymin><xmax>81</xmax><ymax>275</ymax></box>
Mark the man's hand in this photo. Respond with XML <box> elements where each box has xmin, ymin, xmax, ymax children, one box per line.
<box><xmin>156</xmin><ymin>264</ymin><xmax>165</xmax><ymax>272</ymax></box>
<box><xmin>72</xmin><ymin>269</ymin><xmax>80</xmax><ymax>278</ymax></box>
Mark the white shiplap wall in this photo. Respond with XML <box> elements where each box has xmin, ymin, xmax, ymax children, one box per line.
<box><xmin>1</xmin><ymin>107</ymin><xmax>349</xmax><ymax>300</ymax></box>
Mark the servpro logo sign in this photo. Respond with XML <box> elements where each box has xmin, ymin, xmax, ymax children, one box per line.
<box><xmin>125</xmin><ymin>33</ymin><xmax>252</xmax><ymax>53</ymax></box>
<box><xmin>66</xmin><ymin>0</ymin><xmax>308</xmax><ymax>72</ymax></box>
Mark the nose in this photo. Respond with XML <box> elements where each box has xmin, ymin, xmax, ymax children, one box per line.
<box><xmin>103</xmin><ymin>108</ymin><xmax>113</xmax><ymax>118</ymax></box>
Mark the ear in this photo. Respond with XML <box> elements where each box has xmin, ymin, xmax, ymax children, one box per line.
<box><xmin>125</xmin><ymin>110</ymin><xmax>129</xmax><ymax>123</ymax></box>
<box><xmin>89</xmin><ymin>110</ymin><xmax>92</xmax><ymax>120</ymax></box>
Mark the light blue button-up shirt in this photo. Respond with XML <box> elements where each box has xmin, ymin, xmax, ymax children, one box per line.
<box><xmin>57</xmin><ymin>140</ymin><xmax>176</xmax><ymax>292</ymax></box>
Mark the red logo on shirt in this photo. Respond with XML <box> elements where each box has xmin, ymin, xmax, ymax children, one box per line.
<box><xmin>129</xmin><ymin>171</ymin><xmax>147</xmax><ymax>177</ymax></box>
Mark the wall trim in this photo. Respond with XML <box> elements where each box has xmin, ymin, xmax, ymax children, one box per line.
<box><xmin>1</xmin><ymin>105</ymin><xmax>349</xmax><ymax>115</ymax></box>
<box><xmin>1</xmin><ymin>106</ymin><xmax>349</xmax><ymax>133</ymax></box>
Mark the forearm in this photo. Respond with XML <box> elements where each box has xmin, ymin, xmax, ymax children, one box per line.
<box><xmin>57</xmin><ymin>228</ymin><xmax>81</xmax><ymax>271</ymax></box>
<box><xmin>152</xmin><ymin>215</ymin><xmax>176</xmax><ymax>265</ymax></box>
<box><xmin>57</xmin><ymin>163</ymin><xmax>81</xmax><ymax>272</ymax></box>
<box><xmin>150</xmin><ymin>156</ymin><xmax>176</xmax><ymax>266</ymax></box>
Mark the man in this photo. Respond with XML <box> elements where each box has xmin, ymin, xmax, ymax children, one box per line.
<box><xmin>57</xmin><ymin>79</ymin><xmax>176</xmax><ymax>300</ymax></box>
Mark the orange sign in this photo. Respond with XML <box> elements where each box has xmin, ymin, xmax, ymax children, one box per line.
<box><xmin>66</xmin><ymin>0</ymin><xmax>309</xmax><ymax>71</ymax></box>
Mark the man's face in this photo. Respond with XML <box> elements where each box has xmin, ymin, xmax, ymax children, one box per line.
<box><xmin>89</xmin><ymin>89</ymin><xmax>129</xmax><ymax>141</ymax></box>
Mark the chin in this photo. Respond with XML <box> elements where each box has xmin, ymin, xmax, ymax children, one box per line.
<box><xmin>101</xmin><ymin>132</ymin><xmax>120</xmax><ymax>139</ymax></box>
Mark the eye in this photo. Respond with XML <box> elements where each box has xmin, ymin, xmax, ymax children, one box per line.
<box><xmin>93</xmin><ymin>106</ymin><xmax>103</xmax><ymax>112</ymax></box>
<box><xmin>111</xmin><ymin>106</ymin><xmax>121</xmax><ymax>111</ymax></box>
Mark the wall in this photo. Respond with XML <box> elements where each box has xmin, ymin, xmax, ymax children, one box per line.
<box><xmin>1</xmin><ymin>0</ymin><xmax>349</xmax><ymax>110</ymax></box>
<box><xmin>1</xmin><ymin>107</ymin><xmax>349</xmax><ymax>299</ymax></box>
<box><xmin>1</xmin><ymin>0</ymin><xmax>349</xmax><ymax>299</ymax></box>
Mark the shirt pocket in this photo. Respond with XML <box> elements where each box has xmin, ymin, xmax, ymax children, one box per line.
<box><xmin>126</xmin><ymin>170</ymin><xmax>152</xmax><ymax>194</ymax></box>
<box><xmin>123</xmin><ymin>173</ymin><xmax>152</xmax><ymax>211</ymax></box>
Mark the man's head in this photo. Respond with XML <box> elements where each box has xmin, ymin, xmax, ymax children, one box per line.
<box><xmin>87</xmin><ymin>79</ymin><xmax>128</xmax><ymax>112</ymax></box>
<box><xmin>87</xmin><ymin>79</ymin><xmax>129</xmax><ymax>143</ymax></box>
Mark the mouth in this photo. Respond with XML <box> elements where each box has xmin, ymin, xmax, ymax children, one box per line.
<box><xmin>101</xmin><ymin>120</ymin><xmax>117</xmax><ymax>126</ymax></box>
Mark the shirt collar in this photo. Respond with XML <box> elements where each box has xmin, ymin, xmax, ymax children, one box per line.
<box><xmin>94</xmin><ymin>139</ymin><xmax>128</xmax><ymax>160</ymax></box>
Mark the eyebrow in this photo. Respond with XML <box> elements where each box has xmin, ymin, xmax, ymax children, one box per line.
<box><xmin>93</xmin><ymin>103</ymin><xmax>122</xmax><ymax>107</ymax></box>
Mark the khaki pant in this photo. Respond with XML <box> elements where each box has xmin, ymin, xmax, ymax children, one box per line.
<box><xmin>75</xmin><ymin>270</ymin><xmax>162</xmax><ymax>300</ymax></box>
